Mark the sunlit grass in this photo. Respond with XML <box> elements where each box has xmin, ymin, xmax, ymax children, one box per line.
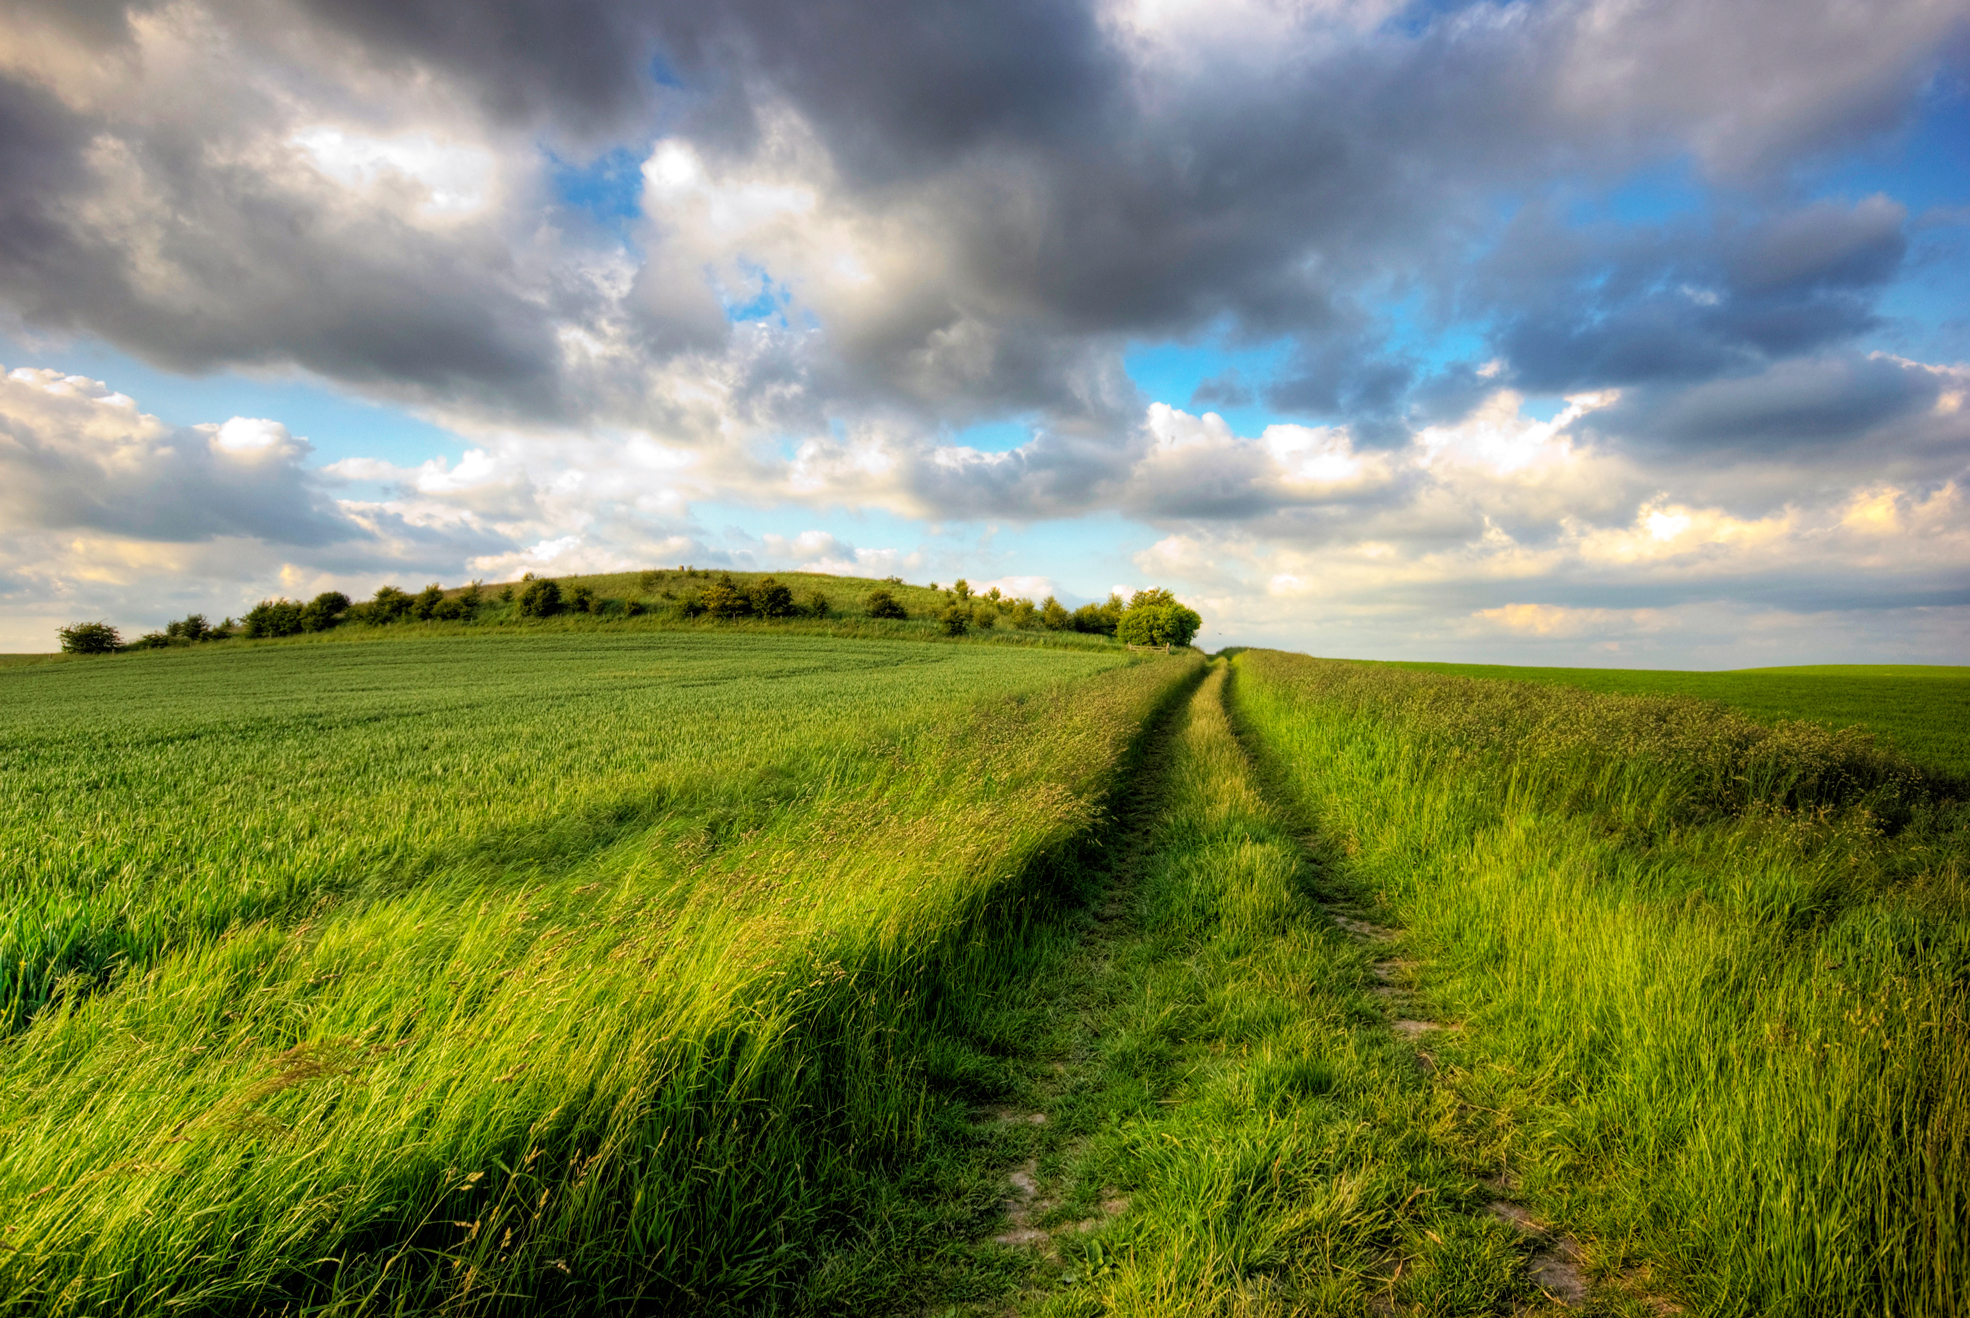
<box><xmin>0</xmin><ymin>632</ymin><xmax>1200</xmax><ymax>1314</ymax></box>
<box><xmin>1230</xmin><ymin>652</ymin><xmax>1968</xmax><ymax>1317</ymax></box>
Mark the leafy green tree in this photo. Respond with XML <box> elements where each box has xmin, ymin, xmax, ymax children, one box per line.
<box><xmin>368</xmin><ymin>585</ymin><xmax>415</xmax><ymax>623</ymax></box>
<box><xmin>410</xmin><ymin>584</ymin><xmax>446</xmax><ymax>620</ymax></box>
<box><xmin>865</xmin><ymin>589</ymin><xmax>908</xmax><ymax>620</ymax></box>
<box><xmin>751</xmin><ymin>577</ymin><xmax>796</xmax><ymax>618</ymax></box>
<box><xmin>951</xmin><ymin>578</ymin><xmax>971</xmax><ymax>602</ymax></box>
<box><xmin>518</xmin><ymin>577</ymin><xmax>563</xmax><ymax>617</ymax></box>
<box><xmin>566</xmin><ymin>584</ymin><xmax>597</xmax><ymax>614</ymax></box>
<box><xmin>58</xmin><ymin>621</ymin><xmax>121</xmax><ymax>654</ymax></box>
<box><xmin>299</xmin><ymin>593</ymin><xmax>350</xmax><ymax>632</ymax></box>
<box><xmin>1004</xmin><ymin>598</ymin><xmax>1038</xmax><ymax>629</ymax></box>
<box><xmin>1071</xmin><ymin>594</ymin><xmax>1125</xmax><ymax>635</ymax></box>
<box><xmin>1116</xmin><ymin>588</ymin><xmax>1202</xmax><ymax>647</ymax></box>
<box><xmin>939</xmin><ymin>604</ymin><xmax>971</xmax><ymax>636</ymax></box>
<box><xmin>164</xmin><ymin>613</ymin><xmax>211</xmax><ymax>642</ymax></box>
<box><xmin>806</xmin><ymin>589</ymin><xmax>831</xmax><ymax>618</ymax></box>
<box><xmin>701</xmin><ymin>574</ymin><xmax>754</xmax><ymax>619</ymax></box>
<box><xmin>1040</xmin><ymin>596</ymin><xmax>1071</xmax><ymax>630</ymax></box>
<box><xmin>242</xmin><ymin>599</ymin><xmax>305</xmax><ymax>638</ymax></box>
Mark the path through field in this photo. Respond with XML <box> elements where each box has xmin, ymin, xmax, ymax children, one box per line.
<box><xmin>869</xmin><ymin>661</ymin><xmax>1621</xmax><ymax>1316</ymax></box>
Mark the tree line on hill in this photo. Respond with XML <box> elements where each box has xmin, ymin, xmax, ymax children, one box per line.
<box><xmin>56</xmin><ymin>570</ymin><xmax>1202</xmax><ymax>652</ymax></box>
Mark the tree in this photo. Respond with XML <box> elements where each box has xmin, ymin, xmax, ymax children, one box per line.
<box><xmin>1004</xmin><ymin>598</ymin><xmax>1038</xmax><ymax>629</ymax></box>
<box><xmin>1071</xmin><ymin>594</ymin><xmax>1125</xmax><ymax>635</ymax></box>
<box><xmin>368</xmin><ymin>585</ymin><xmax>415</xmax><ymax>623</ymax></box>
<box><xmin>751</xmin><ymin>577</ymin><xmax>796</xmax><ymax>618</ymax></box>
<box><xmin>1040</xmin><ymin>596</ymin><xmax>1071</xmax><ymax>630</ymax></box>
<box><xmin>806</xmin><ymin>589</ymin><xmax>831</xmax><ymax>618</ymax></box>
<box><xmin>411</xmin><ymin>583</ymin><xmax>446</xmax><ymax>620</ymax></box>
<box><xmin>951</xmin><ymin>578</ymin><xmax>972</xmax><ymax>602</ymax></box>
<box><xmin>299</xmin><ymin>592</ymin><xmax>350</xmax><ymax>632</ymax></box>
<box><xmin>165</xmin><ymin>613</ymin><xmax>211</xmax><ymax>642</ymax></box>
<box><xmin>58</xmin><ymin>621</ymin><xmax>121</xmax><ymax>654</ymax></box>
<box><xmin>939</xmin><ymin>603</ymin><xmax>971</xmax><ymax>636</ymax></box>
<box><xmin>1116</xmin><ymin>588</ymin><xmax>1202</xmax><ymax>648</ymax></box>
<box><xmin>242</xmin><ymin>598</ymin><xmax>305</xmax><ymax>638</ymax></box>
<box><xmin>701</xmin><ymin>574</ymin><xmax>754</xmax><ymax>619</ymax></box>
<box><xmin>865</xmin><ymin>588</ymin><xmax>908</xmax><ymax>620</ymax></box>
<box><xmin>566</xmin><ymin>584</ymin><xmax>597</xmax><ymax>614</ymax></box>
<box><xmin>518</xmin><ymin>577</ymin><xmax>563</xmax><ymax>617</ymax></box>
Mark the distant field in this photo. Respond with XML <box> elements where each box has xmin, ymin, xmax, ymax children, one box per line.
<box><xmin>1386</xmin><ymin>660</ymin><xmax>1970</xmax><ymax>780</ymax></box>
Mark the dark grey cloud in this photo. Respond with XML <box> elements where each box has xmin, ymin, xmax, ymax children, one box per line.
<box><xmin>0</xmin><ymin>0</ymin><xmax>1961</xmax><ymax>474</ymax></box>
<box><xmin>1482</xmin><ymin>197</ymin><xmax>1909</xmax><ymax>394</ymax></box>
<box><xmin>1191</xmin><ymin>367</ymin><xmax>1253</xmax><ymax>410</ymax></box>
<box><xmin>1602</xmin><ymin>353</ymin><xmax>1943</xmax><ymax>453</ymax></box>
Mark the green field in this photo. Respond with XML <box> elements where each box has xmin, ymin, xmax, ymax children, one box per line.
<box><xmin>3</xmin><ymin>621</ymin><xmax>1963</xmax><ymax>1315</ymax></box>
<box><xmin>1389</xmin><ymin>661</ymin><xmax>1970</xmax><ymax>781</ymax></box>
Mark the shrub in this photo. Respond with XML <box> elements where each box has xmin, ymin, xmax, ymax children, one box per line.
<box><xmin>1040</xmin><ymin>596</ymin><xmax>1071</xmax><ymax>630</ymax></box>
<box><xmin>410</xmin><ymin>584</ymin><xmax>446</xmax><ymax>621</ymax></box>
<box><xmin>299</xmin><ymin>593</ymin><xmax>350</xmax><ymax>632</ymax></box>
<box><xmin>59</xmin><ymin>621</ymin><xmax>122</xmax><ymax>653</ymax></box>
<box><xmin>939</xmin><ymin>603</ymin><xmax>971</xmax><ymax>636</ymax></box>
<box><xmin>751</xmin><ymin>577</ymin><xmax>796</xmax><ymax>618</ymax></box>
<box><xmin>1004</xmin><ymin>598</ymin><xmax>1038</xmax><ymax>629</ymax></box>
<box><xmin>165</xmin><ymin>613</ymin><xmax>212</xmax><ymax>643</ymax></box>
<box><xmin>124</xmin><ymin>631</ymin><xmax>173</xmax><ymax>651</ymax></box>
<box><xmin>518</xmin><ymin>577</ymin><xmax>563</xmax><ymax>618</ymax></box>
<box><xmin>566</xmin><ymin>584</ymin><xmax>597</xmax><ymax>614</ymax></box>
<box><xmin>639</xmin><ymin>569</ymin><xmax>662</xmax><ymax>592</ymax></box>
<box><xmin>433</xmin><ymin>595</ymin><xmax>471</xmax><ymax>621</ymax></box>
<box><xmin>971</xmin><ymin>604</ymin><xmax>998</xmax><ymax>630</ymax></box>
<box><xmin>367</xmin><ymin>586</ymin><xmax>415</xmax><ymax>624</ymax></box>
<box><xmin>625</xmin><ymin>598</ymin><xmax>647</xmax><ymax>617</ymax></box>
<box><xmin>702</xmin><ymin>574</ymin><xmax>754</xmax><ymax>620</ymax></box>
<box><xmin>1072</xmin><ymin>594</ymin><xmax>1124</xmax><ymax>635</ymax></box>
<box><xmin>241</xmin><ymin>599</ymin><xmax>305</xmax><ymax>639</ymax></box>
<box><xmin>498</xmin><ymin>584</ymin><xmax>515</xmax><ymax>603</ymax></box>
<box><xmin>866</xmin><ymin>589</ymin><xmax>908</xmax><ymax>620</ymax></box>
<box><xmin>951</xmin><ymin>578</ymin><xmax>971</xmax><ymax>601</ymax></box>
<box><xmin>678</xmin><ymin>589</ymin><xmax>706</xmax><ymax>618</ymax></box>
<box><xmin>459</xmin><ymin>581</ymin><xmax>483</xmax><ymax>608</ymax></box>
<box><xmin>806</xmin><ymin>590</ymin><xmax>830</xmax><ymax>618</ymax></box>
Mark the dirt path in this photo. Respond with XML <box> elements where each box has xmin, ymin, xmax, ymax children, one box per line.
<box><xmin>844</xmin><ymin>661</ymin><xmax>1608</xmax><ymax>1316</ymax></box>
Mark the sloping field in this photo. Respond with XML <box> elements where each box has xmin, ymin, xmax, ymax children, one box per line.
<box><xmin>1230</xmin><ymin>652</ymin><xmax>1969</xmax><ymax>1317</ymax></box>
<box><xmin>1389</xmin><ymin>661</ymin><xmax>1970</xmax><ymax>781</ymax></box>
<box><xmin>0</xmin><ymin>632</ymin><xmax>1200</xmax><ymax>1314</ymax></box>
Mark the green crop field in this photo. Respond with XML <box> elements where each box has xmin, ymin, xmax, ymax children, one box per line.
<box><xmin>1388</xmin><ymin>660</ymin><xmax>1970</xmax><ymax>782</ymax></box>
<box><xmin>3</xmin><ymin>618</ymin><xmax>1963</xmax><ymax>1316</ymax></box>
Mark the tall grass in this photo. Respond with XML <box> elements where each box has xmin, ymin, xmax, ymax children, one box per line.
<box><xmin>1229</xmin><ymin>652</ymin><xmax>1969</xmax><ymax>1316</ymax></box>
<box><xmin>0</xmin><ymin>634</ymin><xmax>1199</xmax><ymax>1314</ymax></box>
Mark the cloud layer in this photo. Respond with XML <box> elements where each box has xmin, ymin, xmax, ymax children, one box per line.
<box><xmin>0</xmin><ymin>0</ymin><xmax>1965</xmax><ymax>660</ymax></box>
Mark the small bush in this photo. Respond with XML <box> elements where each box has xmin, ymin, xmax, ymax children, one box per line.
<box><xmin>242</xmin><ymin>599</ymin><xmax>306</xmax><ymax>639</ymax></box>
<box><xmin>1040</xmin><ymin>596</ymin><xmax>1071</xmax><ymax>630</ymax></box>
<box><xmin>939</xmin><ymin>604</ymin><xmax>971</xmax><ymax>636</ymax></box>
<box><xmin>410</xmin><ymin>584</ymin><xmax>446</xmax><ymax>621</ymax></box>
<box><xmin>805</xmin><ymin>590</ymin><xmax>830</xmax><ymax>618</ymax></box>
<box><xmin>866</xmin><ymin>589</ymin><xmax>908</xmax><ymax>620</ymax></box>
<box><xmin>366</xmin><ymin>586</ymin><xmax>415</xmax><ymax>624</ymax></box>
<box><xmin>299</xmin><ymin>593</ymin><xmax>350</xmax><ymax>633</ymax></box>
<box><xmin>625</xmin><ymin>598</ymin><xmax>647</xmax><ymax>617</ymax></box>
<box><xmin>566</xmin><ymin>584</ymin><xmax>597</xmax><ymax>614</ymax></box>
<box><xmin>60</xmin><ymin>621</ymin><xmax>122</xmax><ymax>653</ymax></box>
<box><xmin>165</xmin><ymin>613</ymin><xmax>212</xmax><ymax>642</ymax></box>
<box><xmin>702</xmin><ymin>575</ymin><xmax>754</xmax><ymax>620</ymax></box>
<box><xmin>751</xmin><ymin>577</ymin><xmax>796</xmax><ymax>618</ymax></box>
<box><xmin>518</xmin><ymin>577</ymin><xmax>563</xmax><ymax>618</ymax></box>
<box><xmin>433</xmin><ymin>595</ymin><xmax>471</xmax><ymax>621</ymax></box>
<box><xmin>639</xmin><ymin>570</ymin><xmax>662</xmax><ymax>592</ymax></box>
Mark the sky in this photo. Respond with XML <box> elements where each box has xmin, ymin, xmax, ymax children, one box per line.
<box><xmin>1</xmin><ymin>0</ymin><xmax>1967</xmax><ymax>665</ymax></box>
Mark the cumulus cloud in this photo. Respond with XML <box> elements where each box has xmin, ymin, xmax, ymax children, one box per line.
<box><xmin>0</xmin><ymin>0</ymin><xmax>1964</xmax><ymax>660</ymax></box>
